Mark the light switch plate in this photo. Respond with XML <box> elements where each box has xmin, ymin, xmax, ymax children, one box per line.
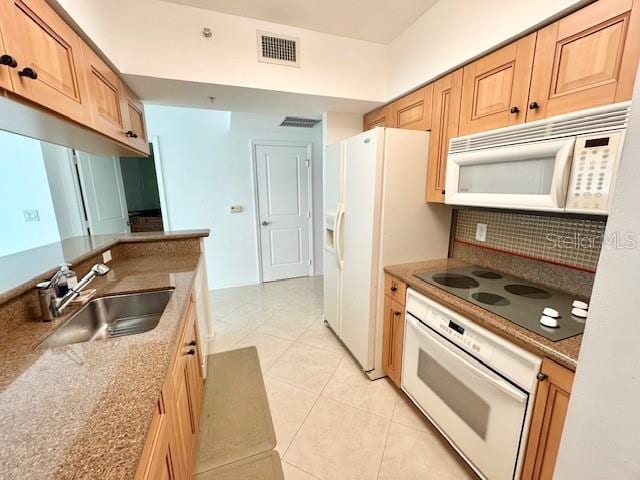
<box><xmin>230</xmin><ymin>205</ymin><xmax>243</xmax><ymax>214</ymax></box>
<box><xmin>475</xmin><ymin>223</ymin><xmax>487</xmax><ymax>242</ymax></box>
<box><xmin>23</xmin><ymin>209</ymin><xmax>40</xmax><ymax>222</ymax></box>
<box><xmin>102</xmin><ymin>249</ymin><xmax>112</xmax><ymax>263</ymax></box>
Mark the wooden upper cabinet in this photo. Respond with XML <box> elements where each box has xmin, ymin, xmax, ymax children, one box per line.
<box><xmin>3</xmin><ymin>0</ymin><xmax>91</xmax><ymax>124</ymax></box>
<box><xmin>459</xmin><ymin>33</ymin><xmax>536</xmax><ymax>135</ymax></box>
<box><xmin>390</xmin><ymin>84</ymin><xmax>433</xmax><ymax>130</ymax></box>
<box><xmin>82</xmin><ymin>43</ymin><xmax>128</xmax><ymax>142</ymax></box>
<box><xmin>527</xmin><ymin>0</ymin><xmax>640</xmax><ymax>121</ymax></box>
<box><xmin>123</xmin><ymin>86</ymin><xmax>150</xmax><ymax>154</ymax></box>
<box><xmin>0</xmin><ymin>1</ymin><xmax>15</xmax><ymax>91</ymax></box>
<box><xmin>363</xmin><ymin>104</ymin><xmax>396</xmax><ymax>131</ymax></box>
<box><xmin>427</xmin><ymin>69</ymin><xmax>463</xmax><ymax>203</ymax></box>
<box><xmin>521</xmin><ymin>359</ymin><xmax>575</xmax><ymax>480</ymax></box>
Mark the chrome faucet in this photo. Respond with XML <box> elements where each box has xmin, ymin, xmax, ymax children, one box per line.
<box><xmin>38</xmin><ymin>263</ymin><xmax>111</xmax><ymax>321</ymax></box>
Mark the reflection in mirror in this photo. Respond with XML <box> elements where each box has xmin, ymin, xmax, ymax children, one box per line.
<box><xmin>0</xmin><ymin>128</ymin><xmax>163</xmax><ymax>267</ymax></box>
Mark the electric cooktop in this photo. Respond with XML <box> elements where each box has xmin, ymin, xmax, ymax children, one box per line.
<box><xmin>414</xmin><ymin>266</ymin><xmax>586</xmax><ymax>342</ymax></box>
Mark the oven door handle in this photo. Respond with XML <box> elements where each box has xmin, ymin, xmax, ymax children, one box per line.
<box><xmin>410</xmin><ymin>316</ymin><xmax>527</xmax><ymax>403</ymax></box>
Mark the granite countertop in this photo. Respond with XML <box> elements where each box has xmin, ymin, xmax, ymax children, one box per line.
<box><xmin>385</xmin><ymin>259</ymin><xmax>582</xmax><ymax>371</ymax></box>
<box><xmin>0</xmin><ymin>229</ymin><xmax>209</xmax><ymax>304</ymax></box>
<box><xmin>0</xmin><ymin>252</ymin><xmax>203</xmax><ymax>479</ymax></box>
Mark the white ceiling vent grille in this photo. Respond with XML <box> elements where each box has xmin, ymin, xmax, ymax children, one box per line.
<box><xmin>257</xmin><ymin>30</ymin><xmax>300</xmax><ymax>67</ymax></box>
<box><xmin>280</xmin><ymin>117</ymin><xmax>321</xmax><ymax>128</ymax></box>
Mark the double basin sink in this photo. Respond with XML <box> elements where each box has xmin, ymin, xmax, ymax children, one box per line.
<box><xmin>39</xmin><ymin>289</ymin><xmax>174</xmax><ymax>349</ymax></box>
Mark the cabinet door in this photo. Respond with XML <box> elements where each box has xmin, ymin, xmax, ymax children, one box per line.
<box><xmin>173</xmin><ymin>362</ymin><xmax>196</xmax><ymax>477</ymax></box>
<box><xmin>390</xmin><ymin>84</ymin><xmax>433</xmax><ymax>130</ymax></box>
<box><xmin>0</xmin><ymin>1</ymin><xmax>15</xmax><ymax>91</ymax></box>
<box><xmin>3</xmin><ymin>0</ymin><xmax>91</xmax><ymax>124</ymax></box>
<box><xmin>459</xmin><ymin>33</ymin><xmax>536</xmax><ymax>135</ymax></box>
<box><xmin>363</xmin><ymin>104</ymin><xmax>396</xmax><ymax>131</ymax></box>
<box><xmin>426</xmin><ymin>69</ymin><xmax>463</xmax><ymax>203</ymax></box>
<box><xmin>82</xmin><ymin>43</ymin><xmax>128</xmax><ymax>142</ymax></box>
<box><xmin>123</xmin><ymin>86</ymin><xmax>150</xmax><ymax>154</ymax></box>
<box><xmin>527</xmin><ymin>0</ymin><xmax>640</xmax><ymax>121</ymax></box>
<box><xmin>521</xmin><ymin>358</ymin><xmax>575</xmax><ymax>480</ymax></box>
<box><xmin>382</xmin><ymin>295</ymin><xmax>405</xmax><ymax>387</ymax></box>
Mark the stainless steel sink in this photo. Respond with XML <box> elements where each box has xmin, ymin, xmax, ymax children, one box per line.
<box><xmin>38</xmin><ymin>289</ymin><xmax>174</xmax><ymax>349</ymax></box>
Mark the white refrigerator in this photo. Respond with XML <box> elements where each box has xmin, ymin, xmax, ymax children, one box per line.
<box><xmin>323</xmin><ymin>127</ymin><xmax>452</xmax><ymax>379</ymax></box>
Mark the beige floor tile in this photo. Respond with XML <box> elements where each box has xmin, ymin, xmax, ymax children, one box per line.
<box><xmin>322</xmin><ymin>355</ymin><xmax>398</xmax><ymax>419</ymax></box>
<box><xmin>231</xmin><ymin>331</ymin><xmax>293</xmax><ymax>372</ymax></box>
<box><xmin>378</xmin><ymin>422</ymin><xmax>478</xmax><ymax>480</ymax></box>
<box><xmin>208</xmin><ymin>320</ymin><xmax>250</xmax><ymax>353</ymax></box>
<box><xmin>392</xmin><ymin>391</ymin><xmax>433</xmax><ymax>432</ymax></box>
<box><xmin>221</xmin><ymin>303</ymin><xmax>276</xmax><ymax>330</ymax></box>
<box><xmin>257</xmin><ymin>310</ymin><xmax>316</xmax><ymax>341</ymax></box>
<box><xmin>284</xmin><ymin>397</ymin><xmax>390</xmax><ymax>480</ymax></box>
<box><xmin>297</xmin><ymin>323</ymin><xmax>345</xmax><ymax>354</ymax></box>
<box><xmin>282</xmin><ymin>462</ymin><xmax>319</xmax><ymax>480</ymax></box>
<box><xmin>266</xmin><ymin>344</ymin><xmax>342</xmax><ymax>394</ymax></box>
<box><xmin>264</xmin><ymin>378</ymin><xmax>318</xmax><ymax>453</ymax></box>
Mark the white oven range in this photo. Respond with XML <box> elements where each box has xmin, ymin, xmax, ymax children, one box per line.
<box><xmin>402</xmin><ymin>288</ymin><xmax>542</xmax><ymax>480</ymax></box>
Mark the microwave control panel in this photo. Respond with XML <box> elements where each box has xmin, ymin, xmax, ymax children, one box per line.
<box><xmin>565</xmin><ymin>131</ymin><xmax>624</xmax><ymax>214</ymax></box>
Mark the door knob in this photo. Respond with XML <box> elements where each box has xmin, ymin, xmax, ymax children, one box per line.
<box><xmin>510</xmin><ymin>106</ymin><xmax>520</xmax><ymax>114</ymax></box>
<box><xmin>18</xmin><ymin>67</ymin><xmax>37</xmax><ymax>79</ymax></box>
<box><xmin>0</xmin><ymin>54</ymin><xmax>17</xmax><ymax>68</ymax></box>
<box><xmin>261</xmin><ymin>221</ymin><xmax>270</xmax><ymax>226</ymax></box>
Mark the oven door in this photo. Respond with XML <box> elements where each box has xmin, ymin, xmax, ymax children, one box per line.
<box><xmin>402</xmin><ymin>314</ymin><xmax>528</xmax><ymax>480</ymax></box>
<box><xmin>445</xmin><ymin>137</ymin><xmax>575</xmax><ymax>212</ymax></box>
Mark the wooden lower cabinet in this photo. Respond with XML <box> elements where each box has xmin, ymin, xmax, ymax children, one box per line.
<box><xmin>136</xmin><ymin>293</ymin><xmax>204</xmax><ymax>480</ymax></box>
<box><xmin>382</xmin><ymin>274</ymin><xmax>407</xmax><ymax>387</ymax></box>
<box><xmin>521</xmin><ymin>358</ymin><xmax>575</xmax><ymax>480</ymax></box>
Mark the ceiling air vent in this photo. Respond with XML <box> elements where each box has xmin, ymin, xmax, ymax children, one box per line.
<box><xmin>257</xmin><ymin>30</ymin><xmax>300</xmax><ymax>67</ymax></box>
<box><xmin>280</xmin><ymin>116</ymin><xmax>321</xmax><ymax>128</ymax></box>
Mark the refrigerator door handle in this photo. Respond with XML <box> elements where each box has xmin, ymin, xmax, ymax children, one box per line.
<box><xmin>335</xmin><ymin>205</ymin><xmax>345</xmax><ymax>270</ymax></box>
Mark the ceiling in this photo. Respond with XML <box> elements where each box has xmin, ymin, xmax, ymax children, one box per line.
<box><xmin>160</xmin><ymin>0</ymin><xmax>439</xmax><ymax>44</ymax></box>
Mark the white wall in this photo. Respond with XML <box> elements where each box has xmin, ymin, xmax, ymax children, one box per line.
<box><xmin>553</xmin><ymin>68</ymin><xmax>640</xmax><ymax>479</ymax></box>
<box><xmin>145</xmin><ymin>106</ymin><xmax>323</xmax><ymax>289</ymax></box>
<box><xmin>0</xmin><ymin>132</ymin><xmax>61</xmax><ymax>256</ymax></box>
<box><xmin>386</xmin><ymin>0</ymin><xmax>589</xmax><ymax>98</ymax></box>
<box><xmin>322</xmin><ymin>112</ymin><xmax>363</xmax><ymax>146</ymax></box>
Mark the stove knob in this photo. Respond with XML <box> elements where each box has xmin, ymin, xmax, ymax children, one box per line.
<box><xmin>572</xmin><ymin>300</ymin><xmax>589</xmax><ymax>310</ymax></box>
<box><xmin>542</xmin><ymin>307</ymin><xmax>560</xmax><ymax>318</ymax></box>
<box><xmin>571</xmin><ymin>307</ymin><xmax>588</xmax><ymax>319</ymax></box>
<box><xmin>540</xmin><ymin>315</ymin><xmax>559</xmax><ymax>328</ymax></box>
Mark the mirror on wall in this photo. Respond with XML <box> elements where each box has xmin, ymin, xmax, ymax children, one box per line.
<box><xmin>0</xmin><ymin>129</ymin><xmax>164</xmax><ymax>261</ymax></box>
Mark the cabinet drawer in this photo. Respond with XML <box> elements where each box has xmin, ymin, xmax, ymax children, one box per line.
<box><xmin>384</xmin><ymin>274</ymin><xmax>407</xmax><ymax>305</ymax></box>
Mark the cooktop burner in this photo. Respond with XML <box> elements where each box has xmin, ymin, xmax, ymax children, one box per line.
<box><xmin>432</xmin><ymin>273</ymin><xmax>480</xmax><ymax>289</ymax></box>
<box><xmin>472</xmin><ymin>292</ymin><xmax>510</xmax><ymax>306</ymax></box>
<box><xmin>504</xmin><ymin>284</ymin><xmax>551</xmax><ymax>299</ymax></box>
<box><xmin>413</xmin><ymin>265</ymin><xmax>586</xmax><ymax>342</ymax></box>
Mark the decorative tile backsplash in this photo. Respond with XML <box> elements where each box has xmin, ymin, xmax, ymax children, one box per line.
<box><xmin>454</xmin><ymin>209</ymin><xmax>607</xmax><ymax>272</ymax></box>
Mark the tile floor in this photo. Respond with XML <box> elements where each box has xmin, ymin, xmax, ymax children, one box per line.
<box><xmin>208</xmin><ymin>276</ymin><xmax>478</xmax><ymax>480</ymax></box>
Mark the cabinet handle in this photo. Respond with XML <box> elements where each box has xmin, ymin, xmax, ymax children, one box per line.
<box><xmin>529</xmin><ymin>101</ymin><xmax>540</xmax><ymax>110</ymax></box>
<box><xmin>186</xmin><ymin>349</ymin><xmax>196</xmax><ymax>356</ymax></box>
<box><xmin>187</xmin><ymin>340</ymin><xmax>197</xmax><ymax>346</ymax></box>
<box><xmin>18</xmin><ymin>67</ymin><xmax>37</xmax><ymax>79</ymax></box>
<box><xmin>390</xmin><ymin>286</ymin><xmax>398</xmax><ymax>292</ymax></box>
<box><xmin>126</xmin><ymin>130</ymin><xmax>138</xmax><ymax>139</ymax></box>
<box><xmin>536</xmin><ymin>372</ymin><xmax>548</xmax><ymax>381</ymax></box>
<box><xmin>0</xmin><ymin>54</ymin><xmax>17</xmax><ymax>68</ymax></box>
<box><xmin>510</xmin><ymin>106</ymin><xmax>520</xmax><ymax>114</ymax></box>
<box><xmin>394</xmin><ymin>310</ymin><xmax>401</xmax><ymax>316</ymax></box>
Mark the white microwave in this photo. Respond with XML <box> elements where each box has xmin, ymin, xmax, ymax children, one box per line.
<box><xmin>445</xmin><ymin>102</ymin><xmax>631</xmax><ymax>215</ymax></box>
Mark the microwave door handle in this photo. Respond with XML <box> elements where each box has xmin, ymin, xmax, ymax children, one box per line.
<box><xmin>410</xmin><ymin>316</ymin><xmax>527</xmax><ymax>403</ymax></box>
<box><xmin>552</xmin><ymin>139</ymin><xmax>576</xmax><ymax>208</ymax></box>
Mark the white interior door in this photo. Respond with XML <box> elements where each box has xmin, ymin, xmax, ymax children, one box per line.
<box><xmin>255</xmin><ymin>143</ymin><xmax>312</xmax><ymax>282</ymax></box>
<box><xmin>76</xmin><ymin>151</ymin><xmax>130</xmax><ymax>235</ymax></box>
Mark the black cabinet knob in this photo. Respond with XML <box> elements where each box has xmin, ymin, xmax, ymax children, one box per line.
<box><xmin>536</xmin><ymin>372</ymin><xmax>548</xmax><ymax>381</ymax></box>
<box><xmin>510</xmin><ymin>106</ymin><xmax>520</xmax><ymax>114</ymax></box>
<box><xmin>394</xmin><ymin>311</ymin><xmax>401</xmax><ymax>316</ymax></box>
<box><xmin>529</xmin><ymin>101</ymin><xmax>540</xmax><ymax>110</ymax></box>
<box><xmin>0</xmin><ymin>54</ymin><xmax>17</xmax><ymax>68</ymax></box>
<box><xmin>126</xmin><ymin>130</ymin><xmax>139</xmax><ymax>139</ymax></box>
<box><xmin>186</xmin><ymin>349</ymin><xmax>196</xmax><ymax>356</ymax></box>
<box><xmin>188</xmin><ymin>340</ymin><xmax>197</xmax><ymax>346</ymax></box>
<box><xmin>18</xmin><ymin>67</ymin><xmax>37</xmax><ymax>79</ymax></box>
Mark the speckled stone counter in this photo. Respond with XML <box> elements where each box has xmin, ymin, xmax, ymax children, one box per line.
<box><xmin>385</xmin><ymin>259</ymin><xmax>582</xmax><ymax>371</ymax></box>
<box><xmin>0</xmin><ymin>237</ymin><xmax>207</xmax><ymax>479</ymax></box>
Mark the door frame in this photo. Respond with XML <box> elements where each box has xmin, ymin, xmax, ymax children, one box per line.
<box><xmin>150</xmin><ymin>136</ymin><xmax>171</xmax><ymax>230</ymax></box>
<box><xmin>250</xmin><ymin>140</ymin><xmax>314</xmax><ymax>283</ymax></box>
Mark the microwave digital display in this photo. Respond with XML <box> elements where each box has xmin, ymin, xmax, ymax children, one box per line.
<box><xmin>584</xmin><ymin>137</ymin><xmax>610</xmax><ymax>148</ymax></box>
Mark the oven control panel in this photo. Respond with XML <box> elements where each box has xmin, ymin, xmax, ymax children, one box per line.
<box><xmin>427</xmin><ymin>309</ymin><xmax>485</xmax><ymax>357</ymax></box>
<box><xmin>565</xmin><ymin>131</ymin><xmax>624</xmax><ymax>214</ymax></box>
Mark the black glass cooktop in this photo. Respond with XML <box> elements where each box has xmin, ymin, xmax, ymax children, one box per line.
<box><xmin>414</xmin><ymin>266</ymin><xmax>586</xmax><ymax>342</ymax></box>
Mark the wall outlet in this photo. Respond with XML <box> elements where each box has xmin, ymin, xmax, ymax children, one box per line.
<box><xmin>23</xmin><ymin>209</ymin><xmax>40</xmax><ymax>222</ymax></box>
<box><xmin>475</xmin><ymin>223</ymin><xmax>488</xmax><ymax>242</ymax></box>
<box><xmin>102</xmin><ymin>249</ymin><xmax>112</xmax><ymax>263</ymax></box>
<box><xmin>230</xmin><ymin>205</ymin><xmax>243</xmax><ymax>214</ymax></box>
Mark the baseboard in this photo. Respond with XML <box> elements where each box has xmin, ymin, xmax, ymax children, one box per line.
<box><xmin>209</xmin><ymin>279</ymin><xmax>260</xmax><ymax>290</ymax></box>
